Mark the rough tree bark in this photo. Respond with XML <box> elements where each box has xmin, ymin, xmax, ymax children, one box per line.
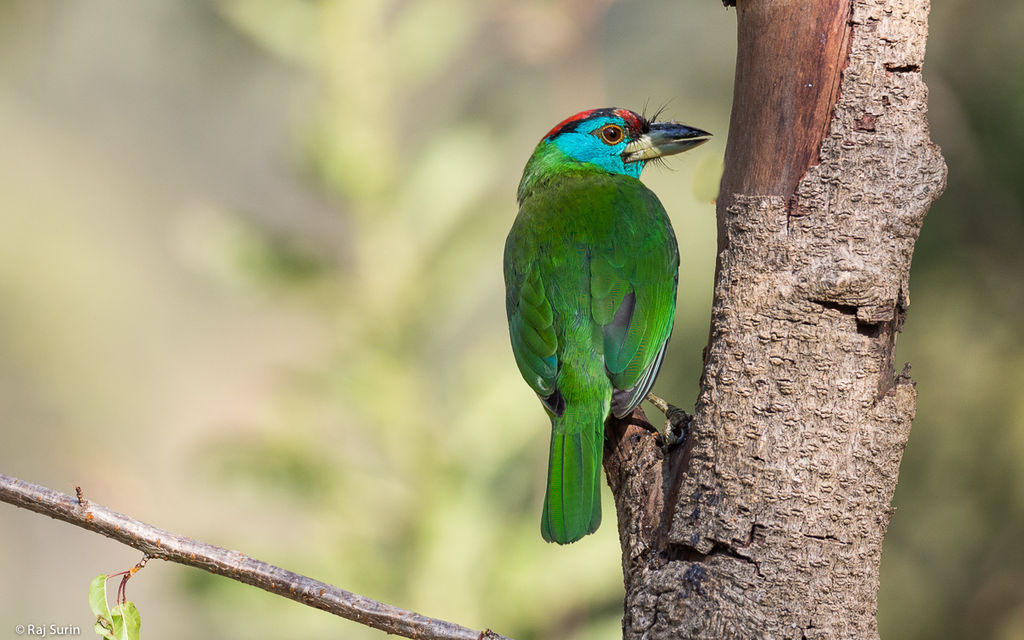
<box><xmin>603</xmin><ymin>0</ymin><xmax>946</xmax><ymax>638</ymax></box>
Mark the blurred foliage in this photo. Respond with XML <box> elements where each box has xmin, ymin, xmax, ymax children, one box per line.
<box><xmin>880</xmin><ymin>2</ymin><xmax>1024</xmax><ymax>638</ymax></box>
<box><xmin>0</xmin><ymin>1</ymin><xmax>1021</xmax><ymax>639</ymax></box>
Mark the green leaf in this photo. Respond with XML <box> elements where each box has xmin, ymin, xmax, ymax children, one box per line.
<box><xmin>111</xmin><ymin>602</ymin><xmax>141</xmax><ymax>640</ymax></box>
<box><xmin>89</xmin><ymin>574</ymin><xmax>116</xmax><ymax>639</ymax></box>
<box><xmin>89</xmin><ymin>574</ymin><xmax>141</xmax><ymax>640</ymax></box>
<box><xmin>88</xmin><ymin>575</ymin><xmax>110</xmax><ymax>619</ymax></box>
<box><xmin>109</xmin><ymin>607</ymin><xmax>123</xmax><ymax>640</ymax></box>
<box><xmin>120</xmin><ymin>602</ymin><xmax>141</xmax><ymax>640</ymax></box>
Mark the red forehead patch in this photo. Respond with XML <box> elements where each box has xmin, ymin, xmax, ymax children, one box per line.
<box><xmin>541</xmin><ymin>107</ymin><xmax>646</xmax><ymax>141</ymax></box>
<box><xmin>612</xmin><ymin>108</ymin><xmax>644</xmax><ymax>133</ymax></box>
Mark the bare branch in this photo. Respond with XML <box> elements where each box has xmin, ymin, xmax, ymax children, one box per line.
<box><xmin>0</xmin><ymin>473</ymin><xmax>511</xmax><ymax>640</ymax></box>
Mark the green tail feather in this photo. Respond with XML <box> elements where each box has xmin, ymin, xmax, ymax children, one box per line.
<box><xmin>541</xmin><ymin>427</ymin><xmax>603</xmax><ymax>544</ymax></box>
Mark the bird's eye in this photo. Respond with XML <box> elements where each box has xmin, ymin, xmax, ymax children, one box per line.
<box><xmin>598</xmin><ymin>124</ymin><xmax>624</xmax><ymax>145</ymax></box>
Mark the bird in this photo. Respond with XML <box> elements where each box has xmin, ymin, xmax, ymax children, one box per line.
<box><xmin>503</xmin><ymin>107</ymin><xmax>710</xmax><ymax>544</ymax></box>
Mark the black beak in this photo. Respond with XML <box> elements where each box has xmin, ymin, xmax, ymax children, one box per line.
<box><xmin>622</xmin><ymin>122</ymin><xmax>712</xmax><ymax>163</ymax></box>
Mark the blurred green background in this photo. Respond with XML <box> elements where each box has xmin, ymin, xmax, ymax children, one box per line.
<box><xmin>0</xmin><ymin>1</ymin><xmax>1020</xmax><ymax>639</ymax></box>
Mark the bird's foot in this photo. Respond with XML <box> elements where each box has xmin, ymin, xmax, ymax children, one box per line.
<box><xmin>645</xmin><ymin>393</ymin><xmax>692</xmax><ymax>447</ymax></box>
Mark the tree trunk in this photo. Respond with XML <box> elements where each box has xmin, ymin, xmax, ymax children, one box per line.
<box><xmin>603</xmin><ymin>0</ymin><xmax>946</xmax><ymax>638</ymax></box>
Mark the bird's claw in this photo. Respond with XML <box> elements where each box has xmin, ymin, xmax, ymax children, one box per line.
<box><xmin>645</xmin><ymin>393</ymin><xmax>692</xmax><ymax>447</ymax></box>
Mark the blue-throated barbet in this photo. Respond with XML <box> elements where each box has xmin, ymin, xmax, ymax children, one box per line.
<box><xmin>504</xmin><ymin>107</ymin><xmax>710</xmax><ymax>544</ymax></box>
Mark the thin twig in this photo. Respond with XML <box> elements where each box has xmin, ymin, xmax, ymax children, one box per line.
<box><xmin>0</xmin><ymin>473</ymin><xmax>512</xmax><ymax>640</ymax></box>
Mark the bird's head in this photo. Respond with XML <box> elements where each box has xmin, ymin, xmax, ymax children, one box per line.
<box><xmin>518</xmin><ymin>107</ymin><xmax>710</xmax><ymax>201</ymax></box>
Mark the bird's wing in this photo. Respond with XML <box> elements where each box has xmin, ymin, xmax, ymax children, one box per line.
<box><xmin>505</xmin><ymin>242</ymin><xmax>561</xmax><ymax>412</ymax></box>
<box><xmin>505</xmin><ymin>174</ymin><xmax>677</xmax><ymax>418</ymax></box>
<box><xmin>593</xmin><ymin>181</ymin><xmax>679</xmax><ymax>418</ymax></box>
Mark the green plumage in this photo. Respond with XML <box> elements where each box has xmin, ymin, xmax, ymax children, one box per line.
<box><xmin>505</xmin><ymin>151</ymin><xmax>678</xmax><ymax>543</ymax></box>
<box><xmin>505</xmin><ymin>108</ymin><xmax>706</xmax><ymax>544</ymax></box>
